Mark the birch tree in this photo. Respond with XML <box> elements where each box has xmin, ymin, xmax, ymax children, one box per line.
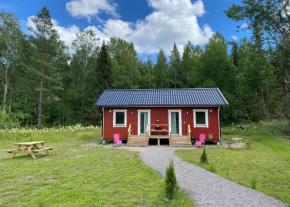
<box><xmin>0</xmin><ymin>11</ymin><xmax>23</xmax><ymax>114</ymax></box>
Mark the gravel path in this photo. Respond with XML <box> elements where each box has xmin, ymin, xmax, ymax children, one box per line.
<box><xmin>125</xmin><ymin>146</ymin><xmax>286</xmax><ymax>207</ymax></box>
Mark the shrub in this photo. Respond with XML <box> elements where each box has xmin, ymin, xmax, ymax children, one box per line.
<box><xmin>250</xmin><ymin>175</ymin><xmax>257</xmax><ymax>189</ymax></box>
<box><xmin>0</xmin><ymin>112</ymin><xmax>20</xmax><ymax>129</ymax></box>
<box><xmin>200</xmin><ymin>148</ymin><xmax>208</xmax><ymax>164</ymax></box>
<box><xmin>165</xmin><ymin>160</ymin><xmax>178</xmax><ymax>200</ymax></box>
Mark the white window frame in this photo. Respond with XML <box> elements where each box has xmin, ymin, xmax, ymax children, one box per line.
<box><xmin>193</xmin><ymin>109</ymin><xmax>209</xmax><ymax>128</ymax></box>
<box><xmin>113</xmin><ymin>109</ymin><xmax>127</xmax><ymax>127</ymax></box>
<box><xmin>168</xmin><ymin>110</ymin><xmax>182</xmax><ymax>136</ymax></box>
<box><xmin>138</xmin><ymin>110</ymin><xmax>151</xmax><ymax>135</ymax></box>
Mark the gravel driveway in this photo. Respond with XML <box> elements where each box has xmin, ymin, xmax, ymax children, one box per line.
<box><xmin>125</xmin><ymin>146</ymin><xmax>286</xmax><ymax>207</ymax></box>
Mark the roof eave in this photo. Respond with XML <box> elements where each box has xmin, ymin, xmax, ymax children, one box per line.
<box><xmin>95</xmin><ymin>104</ymin><xmax>229</xmax><ymax>107</ymax></box>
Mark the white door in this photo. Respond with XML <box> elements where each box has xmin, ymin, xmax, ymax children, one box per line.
<box><xmin>168</xmin><ymin>110</ymin><xmax>182</xmax><ymax>135</ymax></box>
<box><xmin>138</xmin><ymin>110</ymin><xmax>150</xmax><ymax>135</ymax></box>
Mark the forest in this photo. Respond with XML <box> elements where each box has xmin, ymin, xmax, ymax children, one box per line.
<box><xmin>0</xmin><ymin>0</ymin><xmax>289</xmax><ymax>128</ymax></box>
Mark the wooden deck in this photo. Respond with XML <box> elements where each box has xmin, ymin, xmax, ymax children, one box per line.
<box><xmin>127</xmin><ymin>124</ymin><xmax>192</xmax><ymax>147</ymax></box>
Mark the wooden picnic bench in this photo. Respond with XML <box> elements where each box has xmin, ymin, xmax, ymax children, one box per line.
<box><xmin>7</xmin><ymin>141</ymin><xmax>53</xmax><ymax>160</ymax></box>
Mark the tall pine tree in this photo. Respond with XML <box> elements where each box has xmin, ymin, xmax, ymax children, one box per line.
<box><xmin>154</xmin><ymin>50</ymin><xmax>169</xmax><ymax>89</ymax></box>
<box><xmin>96</xmin><ymin>41</ymin><xmax>112</xmax><ymax>96</ymax></box>
<box><xmin>169</xmin><ymin>42</ymin><xmax>182</xmax><ymax>88</ymax></box>
<box><xmin>29</xmin><ymin>7</ymin><xmax>66</xmax><ymax>128</ymax></box>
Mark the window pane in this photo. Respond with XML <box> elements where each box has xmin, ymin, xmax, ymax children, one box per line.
<box><xmin>141</xmin><ymin>113</ymin><xmax>144</xmax><ymax>134</ymax></box>
<box><xmin>171</xmin><ymin>112</ymin><xmax>179</xmax><ymax>134</ymax></box>
<box><xmin>196</xmin><ymin>112</ymin><xmax>205</xmax><ymax>124</ymax></box>
<box><xmin>140</xmin><ymin>112</ymin><xmax>148</xmax><ymax>134</ymax></box>
<box><xmin>175</xmin><ymin>112</ymin><xmax>179</xmax><ymax>134</ymax></box>
<box><xmin>116</xmin><ymin>112</ymin><xmax>125</xmax><ymax>125</ymax></box>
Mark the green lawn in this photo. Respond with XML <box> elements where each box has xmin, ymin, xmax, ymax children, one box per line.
<box><xmin>175</xmin><ymin>134</ymin><xmax>290</xmax><ymax>204</ymax></box>
<box><xmin>0</xmin><ymin>127</ymin><xmax>192</xmax><ymax>207</ymax></box>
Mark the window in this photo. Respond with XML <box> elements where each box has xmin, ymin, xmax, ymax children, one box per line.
<box><xmin>113</xmin><ymin>110</ymin><xmax>127</xmax><ymax>127</ymax></box>
<box><xmin>193</xmin><ymin>109</ymin><xmax>208</xmax><ymax>128</ymax></box>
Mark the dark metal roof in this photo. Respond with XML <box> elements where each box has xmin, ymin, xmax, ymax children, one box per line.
<box><xmin>95</xmin><ymin>88</ymin><xmax>229</xmax><ymax>107</ymax></box>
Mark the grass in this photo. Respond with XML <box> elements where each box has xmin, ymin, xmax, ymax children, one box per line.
<box><xmin>0</xmin><ymin>127</ymin><xmax>192</xmax><ymax>207</ymax></box>
<box><xmin>175</xmin><ymin>134</ymin><xmax>290</xmax><ymax>205</ymax></box>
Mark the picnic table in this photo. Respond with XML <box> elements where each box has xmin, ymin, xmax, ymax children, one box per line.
<box><xmin>232</xmin><ymin>137</ymin><xmax>245</xmax><ymax>149</ymax></box>
<box><xmin>226</xmin><ymin>138</ymin><xmax>244</xmax><ymax>149</ymax></box>
<box><xmin>7</xmin><ymin>141</ymin><xmax>53</xmax><ymax>160</ymax></box>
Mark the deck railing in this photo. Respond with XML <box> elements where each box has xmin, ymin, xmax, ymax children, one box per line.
<box><xmin>187</xmin><ymin>124</ymin><xmax>191</xmax><ymax>138</ymax></box>
<box><xmin>127</xmin><ymin>124</ymin><xmax>133</xmax><ymax>138</ymax></box>
<box><xmin>127</xmin><ymin>123</ymin><xmax>192</xmax><ymax>146</ymax></box>
<box><xmin>147</xmin><ymin>124</ymin><xmax>170</xmax><ymax>136</ymax></box>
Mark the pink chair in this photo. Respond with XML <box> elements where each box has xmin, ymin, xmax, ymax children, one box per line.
<box><xmin>113</xmin><ymin>133</ymin><xmax>122</xmax><ymax>147</ymax></box>
<box><xmin>195</xmin><ymin>133</ymin><xmax>206</xmax><ymax>147</ymax></box>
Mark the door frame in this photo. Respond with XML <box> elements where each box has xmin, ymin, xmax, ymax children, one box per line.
<box><xmin>138</xmin><ymin>110</ymin><xmax>151</xmax><ymax>135</ymax></box>
<box><xmin>168</xmin><ymin>110</ymin><xmax>182</xmax><ymax>136</ymax></box>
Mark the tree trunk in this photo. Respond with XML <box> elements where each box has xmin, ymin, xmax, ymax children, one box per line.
<box><xmin>38</xmin><ymin>69</ymin><xmax>44</xmax><ymax>128</ymax></box>
<box><xmin>239</xmin><ymin>97</ymin><xmax>250</xmax><ymax>122</ymax></box>
<box><xmin>174</xmin><ymin>69</ymin><xmax>177</xmax><ymax>88</ymax></box>
<box><xmin>8</xmin><ymin>85</ymin><xmax>12</xmax><ymax>113</ymax></box>
<box><xmin>38</xmin><ymin>22</ymin><xmax>46</xmax><ymax>129</ymax></box>
<box><xmin>2</xmin><ymin>67</ymin><xmax>8</xmax><ymax>114</ymax></box>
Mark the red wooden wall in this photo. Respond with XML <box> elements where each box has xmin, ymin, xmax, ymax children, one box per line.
<box><xmin>103</xmin><ymin>107</ymin><xmax>220</xmax><ymax>140</ymax></box>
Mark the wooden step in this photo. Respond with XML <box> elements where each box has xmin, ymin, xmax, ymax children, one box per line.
<box><xmin>129</xmin><ymin>136</ymin><xmax>146</xmax><ymax>139</ymax></box>
<box><xmin>170</xmin><ymin>141</ymin><xmax>192</xmax><ymax>147</ymax></box>
<box><xmin>170</xmin><ymin>136</ymin><xmax>192</xmax><ymax>147</ymax></box>
<box><xmin>149</xmin><ymin>135</ymin><xmax>170</xmax><ymax>139</ymax></box>
<box><xmin>127</xmin><ymin>136</ymin><xmax>149</xmax><ymax>147</ymax></box>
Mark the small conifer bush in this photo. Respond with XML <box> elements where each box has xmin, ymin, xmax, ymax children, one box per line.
<box><xmin>200</xmin><ymin>148</ymin><xmax>209</xmax><ymax>164</ymax></box>
<box><xmin>165</xmin><ymin>160</ymin><xmax>178</xmax><ymax>200</ymax></box>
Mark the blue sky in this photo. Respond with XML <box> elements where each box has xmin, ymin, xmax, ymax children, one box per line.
<box><xmin>0</xmin><ymin>0</ymin><xmax>249</xmax><ymax>60</ymax></box>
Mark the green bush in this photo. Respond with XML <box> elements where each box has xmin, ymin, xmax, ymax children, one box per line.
<box><xmin>250</xmin><ymin>175</ymin><xmax>257</xmax><ymax>189</ymax></box>
<box><xmin>165</xmin><ymin>160</ymin><xmax>178</xmax><ymax>200</ymax></box>
<box><xmin>0</xmin><ymin>112</ymin><xmax>20</xmax><ymax>128</ymax></box>
<box><xmin>200</xmin><ymin>148</ymin><xmax>208</xmax><ymax>164</ymax></box>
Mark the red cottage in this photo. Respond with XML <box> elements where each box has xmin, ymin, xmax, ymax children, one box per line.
<box><xmin>94</xmin><ymin>88</ymin><xmax>229</xmax><ymax>147</ymax></box>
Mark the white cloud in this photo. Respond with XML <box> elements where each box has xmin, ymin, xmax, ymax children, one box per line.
<box><xmin>101</xmin><ymin>0</ymin><xmax>213</xmax><ymax>54</ymax></box>
<box><xmin>54</xmin><ymin>25</ymin><xmax>80</xmax><ymax>47</ymax></box>
<box><xmin>241</xmin><ymin>23</ymin><xmax>248</xmax><ymax>30</ymax></box>
<box><xmin>66</xmin><ymin>0</ymin><xmax>118</xmax><ymax>22</ymax></box>
<box><xmin>232</xmin><ymin>35</ymin><xmax>238</xmax><ymax>41</ymax></box>
<box><xmin>26</xmin><ymin>16</ymin><xmax>36</xmax><ymax>31</ymax></box>
<box><xmin>148</xmin><ymin>0</ymin><xmax>205</xmax><ymax>17</ymax></box>
<box><xmin>27</xmin><ymin>0</ymin><xmax>213</xmax><ymax>55</ymax></box>
<box><xmin>103</xmin><ymin>20</ymin><xmax>133</xmax><ymax>39</ymax></box>
<box><xmin>26</xmin><ymin>16</ymin><xmax>108</xmax><ymax>50</ymax></box>
<box><xmin>27</xmin><ymin>16</ymin><xmax>79</xmax><ymax>47</ymax></box>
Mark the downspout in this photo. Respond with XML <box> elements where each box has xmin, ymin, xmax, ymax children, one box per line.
<box><xmin>102</xmin><ymin>107</ymin><xmax>104</xmax><ymax>140</ymax></box>
<box><xmin>219</xmin><ymin>107</ymin><xmax>221</xmax><ymax>141</ymax></box>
